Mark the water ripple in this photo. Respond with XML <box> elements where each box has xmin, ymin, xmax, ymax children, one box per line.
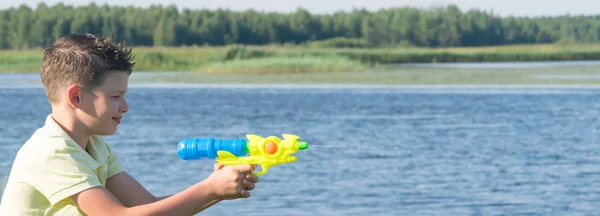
<box><xmin>1</xmin><ymin>86</ymin><xmax>600</xmax><ymax>215</ymax></box>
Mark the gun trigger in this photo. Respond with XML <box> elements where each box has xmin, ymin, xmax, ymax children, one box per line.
<box><xmin>252</xmin><ymin>164</ymin><xmax>269</xmax><ymax>176</ymax></box>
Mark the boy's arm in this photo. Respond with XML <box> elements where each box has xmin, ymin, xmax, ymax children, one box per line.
<box><xmin>72</xmin><ymin>164</ymin><xmax>257</xmax><ymax>216</ymax></box>
<box><xmin>105</xmin><ymin>173</ymin><xmax>222</xmax><ymax>211</ymax></box>
<box><xmin>156</xmin><ymin>196</ymin><xmax>222</xmax><ymax>212</ymax></box>
<box><xmin>107</xmin><ymin>163</ymin><xmax>237</xmax><ymax>209</ymax></box>
<box><xmin>105</xmin><ymin>172</ymin><xmax>160</xmax><ymax>206</ymax></box>
<box><xmin>72</xmin><ymin>179</ymin><xmax>219</xmax><ymax>216</ymax></box>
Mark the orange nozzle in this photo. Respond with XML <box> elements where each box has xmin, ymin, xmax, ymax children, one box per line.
<box><xmin>265</xmin><ymin>142</ymin><xmax>278</xmax><ymax>154</ymax></box>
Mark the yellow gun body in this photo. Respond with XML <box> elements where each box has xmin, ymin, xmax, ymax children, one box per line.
<box><xmin>216</xmin><ymin>134</ymin><xmax>308</xmax><ymax>176</ymax></box>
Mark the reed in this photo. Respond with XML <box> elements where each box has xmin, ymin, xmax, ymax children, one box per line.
<box><xmin>1</xmin><ymin>43</ymin><xmax>600</xmax><ymax>73</ymax></box>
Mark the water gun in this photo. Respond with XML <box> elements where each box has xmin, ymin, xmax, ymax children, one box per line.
<box><xmin>177</xmin><ymin>134</ymin><xmax>309</xmax><ymax>176</ymax></box>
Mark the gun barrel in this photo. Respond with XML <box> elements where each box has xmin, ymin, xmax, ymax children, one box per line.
<box><xmin>177</xmin><ymin>138</ymin><xmax>248</xmax><ymax>160</ymax></box>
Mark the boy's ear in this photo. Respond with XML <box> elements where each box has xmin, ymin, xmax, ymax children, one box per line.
<box><xmin>66</xmin><ymin>84</ymin><xmax>82</xmax><ymax>109</ymax></box>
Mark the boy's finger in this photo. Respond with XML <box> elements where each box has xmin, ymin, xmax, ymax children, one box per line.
<box><xmin>245</xmin><ymin>174</ymin><xmax>259</xmax><ymax>183</ymax></box>
<box><xmin>242</xmin><ymin>179</ymin><xmax>255</xmax><ymax>190</ymax></box>
<box><xmin>213</xmin><ymin>163</ymin><xmax>224</xmax><ymax>171</ymax></box>
<box><xmin>240</xmin><ymin>190</ymin><xmax>251</xmax><ymax>198</ymax></box>
<box><xmin>233</xmin><ymin>164</ymin><xmax>256</xmax><ymax>173</ymax></box>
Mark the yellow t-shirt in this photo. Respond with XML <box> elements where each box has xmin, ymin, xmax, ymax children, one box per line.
<box><xmin>0</xmin><ymin>114</ymin><xmax>125</xmax><ymax>215</ymax></box>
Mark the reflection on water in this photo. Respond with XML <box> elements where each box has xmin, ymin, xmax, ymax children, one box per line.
<box><xmin>534</xmin><ymin>74</ymin><xmax>600</xmax><ymax>80</ymax></box>
<box><xmin>398</xmin><ymin>60</ymin><xmax>600</xmax><ymax>69</ymax></box>
<box><xmin>0</xmin><ymin>72</ymin><xmax>199</xmax><ymax>88</ymax></box>
<box><xmin>3</xmin><ymin>60</ymin><xmax>600</xmax><ymax>87</ymax></box>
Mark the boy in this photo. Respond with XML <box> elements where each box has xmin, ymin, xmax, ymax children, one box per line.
<box><xmin>0</xmin><ymin>33</ymin><xmax>259</xmax><ymax>215</ymax></box>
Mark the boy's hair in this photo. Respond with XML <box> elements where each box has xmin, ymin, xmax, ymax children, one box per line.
<box><xmin>41</xmin><ymin>33</ymin><xmax>135</xmax><ymax>103</ymax></box>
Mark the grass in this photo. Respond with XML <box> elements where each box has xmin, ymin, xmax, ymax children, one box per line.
<box><xmin>1</xmin><ymin>43</ymin><xmax>600</xmax><ymax>74</ymax></box>
<box><xmin>0</xmin><ymin>50</ymin><xmax>43</xmax><ymax>72</ymax></box>
<box><xmin>128</xmin><ymin>64</ymin><xmax>600</xmax><ymax>86</ymax></box>
<box><xmin>199</xmin><ymin>56</ymin><xmax>366</xmax><ymax>74</ymax></box>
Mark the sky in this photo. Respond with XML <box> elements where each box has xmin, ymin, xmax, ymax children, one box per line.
<box><xmin>0</xmin><ymin>0</ymin><xmax>597</xmax><ymax>17</ymax></box>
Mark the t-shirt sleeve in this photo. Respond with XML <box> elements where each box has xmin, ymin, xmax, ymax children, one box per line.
<box><xmin>29</xmin><ymin>144</ymin><xmax>102</xmax><ymax>206</ymax></box>
<box><xmin>106</xmin><ymin>144</ymin><xmax>125</xmax><ymax>178</ymax></box>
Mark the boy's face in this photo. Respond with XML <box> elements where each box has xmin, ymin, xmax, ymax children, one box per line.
<box><xmin>77</xmin><ymin>72</ymin><xmax>129</xmax><ymax>136</ymax></box>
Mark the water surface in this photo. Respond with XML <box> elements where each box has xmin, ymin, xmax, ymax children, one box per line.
<box><xmin>1</xmin><ymin>82</ymin><xmax>600</xmax><ymax>215</ymax></box>
<box><xmin>2</xmin><ymin>65</ymin><xmax>600</xmax><ymax>215</ymax></box>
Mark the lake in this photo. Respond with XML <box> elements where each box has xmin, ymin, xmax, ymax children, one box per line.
<box><xmin>2</xmin><ymin>66</ymin><xmax>600</xmax><ymax>215</ymax></box>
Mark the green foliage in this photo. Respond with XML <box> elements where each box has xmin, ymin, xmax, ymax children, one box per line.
<box><xmin>4</xmin><ymin>44</ymin><xmax>600</xmax><ymax>73</ymax></box>
<box><xmin>306</xmin><ymin>37</ymin><xmax>370</xmax><ymax>48</ymax></box>
<box><xmin>2</xmin><ymin>3</ymin><xmax>600</xmax><ymax>50</ymax></box>
<box><xmin>222</xmin><ymin>46</ymin><xmax>275</xmax><ymax>61</ymax></box>
<box><xmin>200</xmin><ymin>55</ymin><xmax>365</xmax><ymax>73</ymax></box>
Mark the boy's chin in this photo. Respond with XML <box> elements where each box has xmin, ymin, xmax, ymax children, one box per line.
<box><xmin>95</xmin><ymin>128</ymin><xmax>118</xmax><ymax>136</ymax></box>
<box><xmin>100</xmin><ymin>131</ymin><xmax>117</xmax><ymax>136</ymax></box>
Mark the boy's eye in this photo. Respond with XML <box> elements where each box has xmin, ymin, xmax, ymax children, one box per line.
<box><xmin>112</xmin><ymin>96</ymin><xmax>121</xmax><ymax>99</ymax></box>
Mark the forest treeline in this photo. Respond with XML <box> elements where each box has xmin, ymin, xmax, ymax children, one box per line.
<box><xmin>1</xmin><ymin>2</ymin><xmax>600</xmax><ymax>49</ymax></box>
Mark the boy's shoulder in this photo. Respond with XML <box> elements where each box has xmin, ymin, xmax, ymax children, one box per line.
<box><xmin>8</xmin><ymin>113</ymin><xmax>121</xmax><ymax>191</ymax></box>
<box><xmin>13</xmin><ymin>118</ymin><xmax>72</xmax><ymax>169</ymax></box>
<box><xmin>13</xmin><ymin>115</ymin><xmax>113</xmax><ymax>172</ymax></box>
<box><xmin>1</xmin><ymin>115</ymin><xmax>120</xmax><ymax>214</ymax></box>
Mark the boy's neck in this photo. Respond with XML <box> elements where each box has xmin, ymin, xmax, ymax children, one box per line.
<box><xmin>50</xmin><ymin>112</ymin><xmax>91</xmax><ymax>151</ymax></box>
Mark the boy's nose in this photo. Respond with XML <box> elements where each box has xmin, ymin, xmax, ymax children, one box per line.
<box><xmin>121</xmin><ymin>100</ymin><xmax>129</xmax><ymax>113</ymax></box>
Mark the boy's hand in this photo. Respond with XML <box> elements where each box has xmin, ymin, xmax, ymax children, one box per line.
<box><xmin>208</xmin><ymin>163</ymin><xmax>259</xmax><ymax>200</ymax></box>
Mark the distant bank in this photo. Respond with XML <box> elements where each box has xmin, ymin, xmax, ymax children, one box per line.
<box><xmin>3</xmin><ymin>60</ymin><xmax>600</xmax><ymax>86</ymax></box>
<box><xmin>2</xmin><ymin>43</ymin><xmax>600</xmax><ymax>74</ymax></box>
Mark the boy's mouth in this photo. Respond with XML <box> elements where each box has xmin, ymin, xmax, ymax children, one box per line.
<box><xmin>112</xmin><ymin>117</ymin><xmax>122</xmax><ymax>124</ymax></box>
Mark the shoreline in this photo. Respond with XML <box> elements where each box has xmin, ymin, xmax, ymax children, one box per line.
<box><xmin>120</xmin><ymin>82</ymin><xmax>600</xmax><ymax>89</ymax></box>
<box><xmin>5</xmin><ymin>60</ymin><xmax>600</xmax><ymax>75</ymax></box>
<box><xmin>5</xmin><ymin>67</ymin><xmax>600</xmax><ymax>88</ymax></box>
<box><xmin>5</xmin><ymin>81</ymin><xmax>600</xmax><ymax>90</ymax></box>
<box><xmin>4</xmin><ymin>59</ymin><xmax>600</xmax><ymax>88</ymax></box>
<box><xmin>3</xmin><ymin>44</ymin><xmax>600</xmax><ymax>73</ymax></box>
